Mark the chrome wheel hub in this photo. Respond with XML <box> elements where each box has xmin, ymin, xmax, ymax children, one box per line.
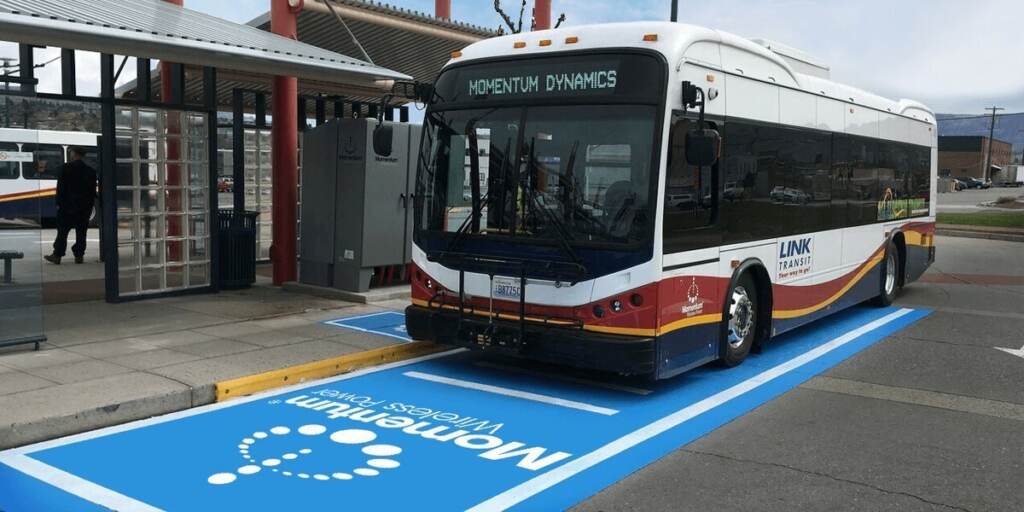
<box><xmin>884</xmin><ymin>252</ymin><xmax>897</xmax><ymax>296</ymax></box>
<box><xmin>727</xmin><ymin>286</ymin><xmax>755</xmax><ymax>348</ymax></box>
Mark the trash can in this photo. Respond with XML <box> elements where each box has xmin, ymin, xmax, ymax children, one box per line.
<box><xmin>217</xmin><ymin>209</ymin><xmax>259</xmax><ymax>289</ymax></box>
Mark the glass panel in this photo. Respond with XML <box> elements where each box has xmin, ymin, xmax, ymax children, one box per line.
<box><xmin>166</xmin><ymin>265</ymin><xmax>186</xmax><ymax>289</ymax></box>
<box><xmin>188</xmin><ymin>189</ymin><xmax>207</xmax><ymax>212</ymax></box>
<box><xmin>115</xmin><ymin>108</ymin><xmax>134</xmax><ymax>131</ymax></box>
<box><xmin>117</xmin><ymin>216</ymin><xmax>137</xmax><ymax>242</ymax></box>
<box><xmin>188</xmin><ymin>162</ymin><xmax>207</xmax><ymax>186</ymax></box>
<box><xmin>189</xmin><ymin>263</ymin><xmax>209</xmax><ymax>286</ymax></box>
<box><xmin>115</xmin><ymin>162</ymin><xmax>135</xmax><ymax>187</ymax></box>
<box><xmin>115</xmin><ymin>136</ymin><xmax>134</xmax><ymax>160</ymax></box>
<box><xmin>116</xmin><ymin>189</ymin><xmax>136</xmax><ymax>214</ymax></box>
<box><xmin>139</xmin><ymin>135</ymin><xmax>158</xmax><ymax>161</ymax></box>
<box><xmin>139</xmin><ymin>189</ymin><xmax>162</xmax><ymax>213</ymax></box>
<box><xmin>165</xmin><ymin>215</ymin><xmax>187</xmax><ymax>239</ymax></box>
<box><xmin>189</xmin><ymin>238</ymin><xmax>208</xmax><ymax>261</ymax></box>
<box><xmin>166</xmin><ymin>239</ymin><xmax>186</xmax><ymax>264</ymax></box>
<box><xmin>186</xmin><ymin>138</ymin><xmax>207</xmax><ymax>162</ymax></box>
<box><xmin>164</xmin><ymin>137</ymin><xmax>183</xmax><ymax>162</ymax></box>
<box><xmin>119</xmin><ymin>267</ymin><xmax>140</xmax><ymax>295</ymax></box>
<box><xmin>165</xmin><ymin>190</ymin><xmax>186</xmax><ymax>213</ymax></box>
<box><xmin>141</xmin><ymin>266</ymin><xmax>164</xmax><ymax>291</ymax></box>
<box><xmin>139</xmin><ymin>215</ymin><xmax>165</xmax><ymax>240</ymax></box>
<box><xmin>140</xmin><ymin>162</ymin><xmax>161</xmax><ymax>187</ymax></box>
<box><xmin>189</xmin><ymin>214</ymin><xmax>207</xmax><ymax>238</ymax></box>
<box><xmin>117</xmin><ymin>242</ymin><xmax>139</xmax><ymax>268</ymax></box>
<box><xmin>140</xmin><ymin>241</ymin><xmax>164</xmax><ymax>266</ymax></box>
<box><xmin>138</xmin><ymin>110</ymin><xmax>160</xmax><ymax>133</ymax></box>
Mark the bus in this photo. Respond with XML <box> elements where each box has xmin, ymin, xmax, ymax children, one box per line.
<box><xmin>403</xmin><ymin>22</ymin><xmax>936</xmax><ymax>379</ymax></box>
<box><xmin>0</xmin><ymin>128</ymin><xmax>100</xmax><ymax>222</ymax></box>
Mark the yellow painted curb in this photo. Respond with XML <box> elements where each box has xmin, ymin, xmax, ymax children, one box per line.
<box><xmin>215</xmin><ymin>341</ymin><xmax>444</xmax><ymax>402</ymax></box>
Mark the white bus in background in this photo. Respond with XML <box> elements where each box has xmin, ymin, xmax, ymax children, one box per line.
<box><xmin>405</xmin><ymin>21</ymin><xmax>937</xmax><ymax>379</ymax></box>
<box><xmin>0</xmin><ymin>128</ymin><xmax>99</xmax><ymax>222</ymax></box>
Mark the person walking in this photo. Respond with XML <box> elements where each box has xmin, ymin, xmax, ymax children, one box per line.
<box><xmin>44</xmin><ymin>146</ymin><xmax>96</xmax><ymax>265</ymax></box>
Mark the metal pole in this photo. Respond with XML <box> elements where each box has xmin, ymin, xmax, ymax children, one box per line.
<box><xmin>271</xmin><ymin>0</ymin><xmax>300</xmax><ymax>285</ymax></box>
<box><xmin>671</xmin><ymin>0</ymin><xmax>678</xmax><ymax>21</ymax></box>
<box><xmin>983</xmin><ymin>106</ymin><xmax>1003</xmax><ymax>182</ymax></box>
<box><xmin>534</xmin><ymin>0</ymin><xmax>551</xmax><ymax>30</ymax></box>
<box><xmin>435</xmin><ymin>0</ymin><xmax>451</xmax><ymax>20</ymax></box>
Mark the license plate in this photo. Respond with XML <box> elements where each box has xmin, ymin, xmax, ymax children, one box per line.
<box><xmin>492</xmin><ymin>276</ymin><xmax>522</xmax><ymax>301</ymax></box>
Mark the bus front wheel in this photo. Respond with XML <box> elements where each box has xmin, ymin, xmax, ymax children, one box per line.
<box><xmin>720</xmin><ymin>274</ymin><xmax>758</xmax><ymax>367</ymax></box>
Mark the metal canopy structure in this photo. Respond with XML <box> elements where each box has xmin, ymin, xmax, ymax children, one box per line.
<box><xmin>120</xmin><ymin>0</ymin><xmax>497</xmax><ymax>111</ymax></box>
<box><xmin>0</xmin><ymin>0</ymin><xmax>410</xmax><ymax>85</ymax></box>
<box><xmin>252</xmin><ymin>0</ymin><xmax>497</xmax><ymax>85</ymax></box>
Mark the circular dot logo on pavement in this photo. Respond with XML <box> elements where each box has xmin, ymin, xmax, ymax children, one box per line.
<box><xmin>207</xmin><ymin>425</ymin><xmax>403</xmax><ymax>486</ymax></box>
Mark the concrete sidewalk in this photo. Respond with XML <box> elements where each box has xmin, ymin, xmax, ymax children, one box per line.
<box><xmin>0</xmin><ymin>283</ymin><xmax>411</xmax><ymax>449</ymax></box>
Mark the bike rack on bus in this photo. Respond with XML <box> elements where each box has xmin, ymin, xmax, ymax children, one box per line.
<box><xmin>427</xmin><ymin>252</ymin><xmax>586</xmax><ymax>344</ymax></box>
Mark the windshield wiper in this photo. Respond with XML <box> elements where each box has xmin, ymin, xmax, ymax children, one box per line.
<box><xmin>521</xmin><ymin>142</ymin><xmax>587</xmax><ymax>278</ymax></box>
<box><xmin>439</xmin><ymin>114</ymin><xmax>492</xmax><ymax>257</ymax></box>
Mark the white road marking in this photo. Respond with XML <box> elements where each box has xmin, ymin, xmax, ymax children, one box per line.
<box><xmin>473</xmin><ymin>361</ymin><xmax>652</xmax><ymax>396</ymax></box>
<box><xmin>995</xmin><ymin>344</ymin><xmax>1024</xmax><ymax>359</ymax></box>
<box><xmin>466</xmin><ymin>308</ymin><xmax>915</xmax><ymax>512</ymax></box>
<box><xmin>1</xmin><ymin>453</ymin><xmax>162</xmax><ymax>512</ymax></box>
<box><xmin>403</xmin><ymin>371</ymin><xmax>620</xmax><ymax>416</ymax></box>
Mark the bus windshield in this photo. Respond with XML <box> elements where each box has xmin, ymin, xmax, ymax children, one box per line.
<box><xmin>415</xmin><ymin>52</ymin><xmax>664</xmax><ymax>253</ymax></box>
<box><xmin>417</xmin><ymin>104</ymin><xmax>656</xmax><ymax>246</ymax></box>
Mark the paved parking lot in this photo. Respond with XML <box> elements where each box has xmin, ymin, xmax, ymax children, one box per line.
<box><xmin>937</xmin><ymin>186</ymin><xmax>1024</xmax><ymax>211</ymax></box>
<box><xmin>577</xmin><ymin>235</ymin><xmax>1024</xmax><ymax>512</ymax></box>
<box><xmin>0</xmin><ymin>235</ymin><xmax>1020</xmax><ymax>511</ymax></box>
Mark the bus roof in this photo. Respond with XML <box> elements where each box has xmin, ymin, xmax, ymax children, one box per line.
<box><xmin>0</xmin><ymin>128</ymin><xmax>99</xmax><ymax>145</ymax></box>
<box><xmin>448</xmin><ymin>21</ymin><xmax>934</xmax><ymax>124</ymax></box>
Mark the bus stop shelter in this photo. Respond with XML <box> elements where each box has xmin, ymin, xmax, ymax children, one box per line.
<box><xmin>0</xmin><ymin>0</ymin><xmax>410</xmax><ymax>306</ymax></box>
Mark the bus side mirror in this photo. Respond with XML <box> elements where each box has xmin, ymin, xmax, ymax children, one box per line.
<box><xmin>372</xmin><ymin>123</ymin><xmax>393</xmax><ymax>157</ymax></box>
<box><xmin>685</xmin><ymin>128</ymin><xmax>720</xmax><ymax>167</ymax></box>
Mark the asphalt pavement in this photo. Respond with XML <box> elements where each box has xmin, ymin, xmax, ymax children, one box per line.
<box><xmin>576</xmin><ymin>236</ymin><xmax>1024</xmax><ymax>512</ymax></box>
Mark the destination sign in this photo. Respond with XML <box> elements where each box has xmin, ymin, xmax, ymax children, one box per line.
<box><xmin>433</xmin><ymin>54</ymin><xmax>663</xmax><ymax>104</ymax></box>
<box><xmin>466</xmin><ymin>69</ymin><xmax>618</xmax><ymax>97</ymax></box>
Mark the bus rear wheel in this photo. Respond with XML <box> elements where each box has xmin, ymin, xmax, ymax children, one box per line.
<box><xmin>873</xmin><ymin>240</ymin><xmax>900</xmax><ymax>307</ymax></box>
<box><xmin>720</xmin><ymin>274</ymin><xmax>758</xmax><ymax>367</ymax></box>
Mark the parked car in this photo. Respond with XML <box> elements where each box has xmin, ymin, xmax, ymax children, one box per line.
<box><xmin>951</xmin><ymin>178</ymin><xmax>968</xmax><ymax>191</ymax></box>
<box><xmin>667</xmin><ymin>192</ymin><xmax>696</xmax><ymax>210</ymax></box>
<box><xmin>217</xmin><ymin>176</ymin><xmax>234</xmax><ymax>193</ymax></box>
<box><xmin>770</xmin><ymin>186</ymin><xmax>810</xmax><ymax>204</ymax></box>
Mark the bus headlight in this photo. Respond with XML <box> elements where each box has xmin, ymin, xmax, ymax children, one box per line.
<box><xmin>610</xmin><ymin>299</ymin><xmax>623</xmax><ymax>313</ymax></box>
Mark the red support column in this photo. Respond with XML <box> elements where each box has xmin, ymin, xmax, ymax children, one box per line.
<box><xmin>435</xmin><ymin>0</ymin><xmax>451</xmax><ymax>20</ymax></box>
<box><xmin>161</xmin><ymin>0</ymin><xmax>184</xmax><ymax>265</ymax></box>
<box><xmin>270</xmin><ymin>0</ymin><xmax>299</xmax><ymax>285</ymax></box>
<box><xmin>533</xmin><ymin>0</ymin><xmax>551</xmax><ymax>30</ymax></box>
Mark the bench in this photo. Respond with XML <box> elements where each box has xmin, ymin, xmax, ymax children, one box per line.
<box><xmin>0</xmin><ymin>251</ymin><xmax>24</xmax><ymax>284</ymax></box>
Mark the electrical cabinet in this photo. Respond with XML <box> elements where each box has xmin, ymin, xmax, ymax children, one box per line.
<box><xmin>300</xmin><ymin>118</ymin><xmax>419</xmax><ymax>292</ymax></box>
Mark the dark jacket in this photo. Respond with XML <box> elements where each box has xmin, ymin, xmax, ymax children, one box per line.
<box><xmin>56</xmin><ymin>159</ymin><xmax>97</xmax><ymax>217</ymax></box>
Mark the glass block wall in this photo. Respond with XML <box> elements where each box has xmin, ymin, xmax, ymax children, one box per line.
<box><xmin>115</xmin><ymin>108</ymin><xmax>210</xmax><ymax>296</ymax></box>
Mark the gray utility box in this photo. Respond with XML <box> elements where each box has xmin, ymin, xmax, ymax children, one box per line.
<box><xmin>300</xmin><ymin>118</ymin><xmax>420</xmax><ymax>292</ymax></box>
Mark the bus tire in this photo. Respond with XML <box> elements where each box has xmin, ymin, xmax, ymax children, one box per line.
<box><xmin>873</xmin><ymin>240</ymin><xmax>900</xmax><ymax>307</ymax></box>
<box><xmin>720</xmin><ymin>273</ymin><xmax>758</xmax><ymax>367</ymax></box>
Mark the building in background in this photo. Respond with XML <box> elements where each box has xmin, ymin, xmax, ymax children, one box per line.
<box><xmin>937</xmin><ymin>135</ymin><xmax>1012</xmax><ymax>181</ymax></box>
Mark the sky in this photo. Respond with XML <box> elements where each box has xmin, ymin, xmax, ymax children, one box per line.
<box><xmin>2</xmin><ymin>0</ymin><xmax>1022</xmax><ymax>114</ymax></box>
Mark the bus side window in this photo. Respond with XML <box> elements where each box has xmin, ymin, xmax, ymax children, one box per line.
<box><xmin>0</xmin><ymin>142</ymin><xmax>19</xmax><ymax>179</ymax></box>
<box><xmin>663</xmin><ymin>116</ymin><xmax>718</xmax><ymax>253</ymax></box>
<box><xmin>22</xmin><ymin>143</ymin><xmax>64</xmax><ymax>180</ymax></box>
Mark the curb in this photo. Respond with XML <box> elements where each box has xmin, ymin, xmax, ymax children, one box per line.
<box><xmin>215</xmin><ymin>341</ymin><xmax>443</xmax><ymax>402</ymax></box>
<box><xmin>935</xmin><ymin>228</ymin><xmax>1024</xmax><ymax>243</ymax></box>
<box><xmin>282</xmin><ymin>281</ymin><xmax>410</xmax><ymax>304</ymax></box>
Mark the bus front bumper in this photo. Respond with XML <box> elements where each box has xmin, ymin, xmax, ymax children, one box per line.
<box><xmin>405</xmin><ymin>305</ymin><xmax>656</xmax><ymax>376</ymax></box>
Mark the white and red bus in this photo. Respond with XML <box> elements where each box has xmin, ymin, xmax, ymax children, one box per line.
<box><xmin>0</xmin><ymin>128</ymin><xmax>99</xmax><ymax>222</ymax></box>
<box><xmin>404</xmin><ymin>22</ymin><xmax>936</xmax><ymax>379</ymax></box>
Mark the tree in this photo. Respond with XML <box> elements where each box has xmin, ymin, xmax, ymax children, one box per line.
<box><xmin>493</xmin><ymin>1</ymin><xmax>566</xmax><ymax>34</ymax></box>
